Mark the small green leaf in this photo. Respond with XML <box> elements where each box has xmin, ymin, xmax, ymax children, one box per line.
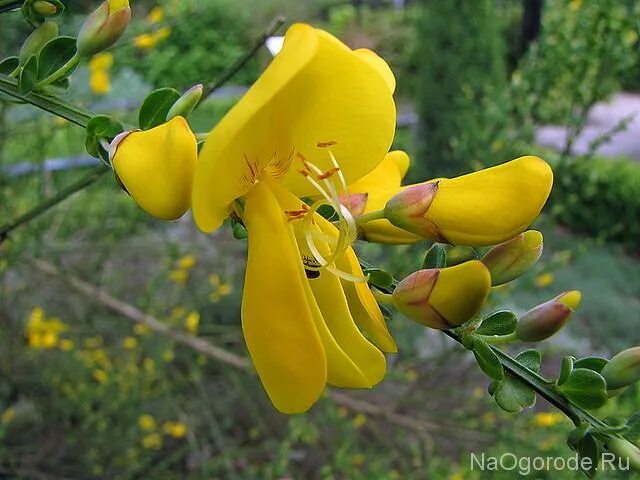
<box><xmin>85</xmin><ymin>115</ymin><xmax>124</xmax><ymax>159</ymax></box>
<box><xmin>231</xmin><ymin>220</ymin><xmax>248</xmax><ymax>239</ymax></box>
<box><xmin>422</xmin><ymin>243</ymin><xmax>446</xmax><ymax>269</ymax></box>
<box><xmin>139</xmin><ymin>88</ymin><xmax>181</xmax><ymax>130</ymax></box>
<box><xmin>574</xmin><ymin>356</ymin><xmax>608</xmax><ymax>373</ymax></box>
<box><xmin>0</xmin><ymin>56</ymin><xmax>19</xmax><ymax>75</ymax></box>
<box><xmin>37</xmin><ymin>36</ymin><xmax>77</xmax><ymax>80</ymax></box>
<box><xmin>576</xmin><ymin>434</ymin><xmax>600</xmax><ymax>477</ymax></box>
<box><xmin>363</xmin><ymin>268</ymin><xmax>393</xmax><ymax>290</ymax></box>
<box><xmin>516</xmin><ymin>349</ymin><xmax>541</xmax><ymax>373</ymax></box>
<box><xmin>558</xmin><ymin>368</ymin><xmax>608</xmax><ymax>410</ymax></box>
<box><xmin>558</xmin><ymin>355</ymin><xmax>575</xmax><ymax>386</ymax></box>
<box><xmin>476</xmin><ymin>310</ymin><xmax>517</xmax><ymax>336</ymax></box>
<box><xmin>19</xmin><ymin>54</ymin><xmax>38</xmax><ymax>94</ymax></box>
<box><xmin>472</xmin><ymin>338</ymin><xmax>504</xmax><ymax>381</ymax></box>
<box><xmin>492</xmin><ymin>375</ymin><xmax>536</xmax><ymax>412</ymax></box>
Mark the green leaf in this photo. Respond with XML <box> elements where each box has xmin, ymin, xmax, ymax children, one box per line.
<box><xmin>558</xmin><ymin>368</ymin><xmax>608</xmax><ymax>410</ymax></box>
<box><xmin>422</xmin><ymin>243</ymin><xmax>446</xmax><ymax>269</ymax></box>
<box><xmin>138</xmin><ymin>88</ymin><xmax>181</xmax><ymax>130</ymax></box>
<box><xmin>85</xmin><ymin>115</ymin><xmax>124</xmax><ymax>159</ymax></box>
<box><xmin>558</xmin><ymin>355</ymin><xmax>575</xmax><ymax>386</ymax></box>
<box><xmin>363</xmin><ymin>268</ymin><xmax>393</xmax><ymax>290</ymax></box>
<box><xmin>574</xmin><ymin>356</ymin><xmax>608</xmax><ymax>373</ymax></box>
<box><xmin>516</xmin><ymin>349</ymin><xmax>541</xmax><ymax>373</ymax></box>
<box><xmin>231</xmin><ymin>220</ymin><xmax>248</xmax><ymax>239</ymax></box>
<box><xmin>0</xmin><ymin>56</ymin><xmax>19</xmax><ymax>75</ymax></box>
<box><xmin>37</xmin><ymin>36</ymin><xmax>77</xmax><ymax>80</ymax></box>
<box><xmin>576</xmin><ymin>434</ymin><xmax>600</xmax><ymax>477</ymax></box>
<box><xmin>472</xmin><ymin>338</ymin><xmax>504</xmax><ymax>381</ymax></box>
<box><xmin>19</xmin><ymin>54</ymin><xmax>38</xmax><ymax>94</ymax></box>
<box><xmin>475</xmin><ymin>310</ymin><xmax>517</xmax><ymax>336</ymax></box>
<box><xmin>492</xmin><ymin>374</ymin><xmax>536</xmax><ymax>413</ymax></box>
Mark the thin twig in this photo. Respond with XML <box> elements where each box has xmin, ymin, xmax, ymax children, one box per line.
<box><xmin>0</xmin><ymin>166</ymin><xmax>109</xmax><ymax>244</ymax></box>
<box><xmin>31</xmin><ymin>258</ymin><xmax>489</xmax><ymax>441</ymax></box>
<box><xmin>200</xmin><ymin>15</ymin><xmax>286</xmax><ymax>101</ymax></box>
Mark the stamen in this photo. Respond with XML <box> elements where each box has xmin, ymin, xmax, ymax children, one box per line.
<box><xmin>317</xmin><ymin>141</ymin><xmax>337</xmax><ymax>147</ymax></box>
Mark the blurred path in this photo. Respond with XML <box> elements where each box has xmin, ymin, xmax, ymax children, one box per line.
<box><xmin>535</xmin><ymin>92</ymin><xmax>640</xmax><ymax>160</ymax></box>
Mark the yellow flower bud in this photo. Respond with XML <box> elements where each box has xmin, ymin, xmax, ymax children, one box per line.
<box><xmin>515</xmin><ymin>290</ymin><xmax>581</xmax><ymax>342</ymax></box>
<box><xmin>111</xmin><ymin>117</ymin><xmax>197</xmax><ymax>220</ymax></box>
<box><xmin>482</xmin><ymin>230</ymin><xmax>543</xmax><ymax>285</ymax></box>
<box><xmin>76</xmin><ymin>0</ymin><xmax>131</xmax><ymax>57</ymax></box>
<box><xmin>392</xmin><ymin>260</ymin><xmax>491</xmax><ymax>329</ymax></box>
<box><xmin>601</xmin><ymin>346</ymin><xmax>640</xmax><ymax>390</ymax></box>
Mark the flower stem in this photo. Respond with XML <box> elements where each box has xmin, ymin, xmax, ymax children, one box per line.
<box><xmin>34</xmin><ymin>52</ymin><xmax>81</xmax><ymax>90</ymax></box>
<box><xmin>373</xmin><ymin>290</ymin><xmax>394</xmax><ymax>304</ymax></box>
<box><xmin>475</xmin><ymin>332</ymin><xmax>517</xmax><ymax>345</ymax></box>
<box><xmin>355</xmin><ymin>209</ymin><xmax>386</xmax><ymax>225</ymax></box>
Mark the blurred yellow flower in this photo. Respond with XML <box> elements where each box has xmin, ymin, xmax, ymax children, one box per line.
<box><xmin>208</xmin><ymin>274</ymin><xmax>232</xmax><ymax>303</ymax></box>
<box><xmin>88</xmin><ymin>52</ymin><xmax>113</xmax><ymax>96</ymax></box>
<box><xmin>163</xmin><ymin>421</ymin><xmax>187</xmax><ymax>438</ymax></box>
<box><xmin>185</xmin><ymin>311</ymin><xmax>200</xmax><ymax>334</ymax></box>
<box><xmin>534</xmin><ymin>272</ymin><xmax>555</xmax><ymax>288</ymax></box>
<box><xmin>570</xmin><ymin>0</ymin><xmax>583</xmax><ymax>11</ymax></box>
<box><xmin>93</xmin><ymin>369</ymin><xmax>108</xmax><ymax>383</ymax></box>
<box><xmin>59</xmin><ymin>339</ymin><xmax>75</xmax><ymax>351</ymax></box>
<box><xmin>177</xmin><ymin>254</ymin><xmax>196</xmax><ymax>270</ymax></box>
<box><xmin>404</xmin><ymin>368</ymin><xmax>418</xmax><ymax>382</ymax></box>
<box><xmin>162</xmin><ymin>349</ymin><xmax>175</xmax><ymax>362</ymax></box>
<box><xmin>123</xmin><ymin>336</ymin><xmax>138</xmax><ymax>349</ymax></box>
<box><xmin>141</xmin><ymin>433</ymin><xmax>162</xmax><ymax>450</ymax></box>
<box><xmin>532</xmin><ymin>412</ymin><xmax>564</xmax><ymax>427</ymax></box>
<box><xmin>134</xmin><ymin>323</ymin><xmax>150</xmax><ymax>336</ymax></box>
<box><xmin>89</xmin><ymin>52</ymin><xmax>114</xmax><ymax>71</ymax></box>
<box><xmin>352</xmin><ymin>413</ymin><xmax>367</xmax><ymax>428</ymax></box>
<box><xmin>147</xmin><ymin>6</ymin><xmax>164</xmax><ymax>24</ymax></box>
<box><xmin>138</xmin><ymin>414</ymin><xmax>156</xmax><ymax>431</ymax></box>
<box><xmin>134</xmin><ymin>27</ymin><xmax>171</xmax><ymax>50</ymax></box>
<box><xmin>1</xmin><ymin>407</ymin><xmax>15</xmax><ymax>425</ymax></box>
<box><xmin>25</xmin><ymin>307</ymin><xmax>68</xmax><ymax>349</ymax></box>
<box><xmin>169</xmin><ymin>269</ymin><xmax>188</xmax><ymax>284</ymax></box>
<box><xmin>351</xmin><ymin>454</ymin><xmax>366</xmax><ymax>466</ymax></box>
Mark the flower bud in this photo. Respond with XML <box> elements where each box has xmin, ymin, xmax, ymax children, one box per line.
<box><xmin>110</xmin><ymin>117</ymin><xmax>197</xmax><ymax>220</ymax></box>
<box><xmin>76</xmin><ymin>0</ymin><xmax>131</xmax><ymax>57</ymax></box>
<box><xmin>515</xmin><ymin>290</ymin><xmax>581</xmax><ymax>342</ymax></box>
<box><xmin>601</xmin><ymin>346</ymin><xmax>640</xmax><ymax>390</ymax></box>
<box><xmin>166</xmin><ymin>84</ymin><xmax>204</xmax><ymax>121</ymax></box>
<box><xmin>340</xmin><ymin>193</ymin><xmax>368</xmax><ymax>217</ymax></box>
<box><xmin>482</xmin><ymin>230</ymin><xmax>543</xmax><ymax>286</ymax></box>
<box><xmin>32</xmin><ymin>1</ymin><xmax>58</xmax><ymax>16</ymax></box>
<box><xmin>19</xmin><ymin>20</ymin><xmax>58</xmax><ymax>65</ymax></box>
<box><xmin>384</xmin><ymin>182</ymin><xmax>440</xmax><ymax>239</ymax></box>
<box><xmin>392</xmin><ymin>260</ymin><xmax>491</xmax><ymax>329</ymax></box>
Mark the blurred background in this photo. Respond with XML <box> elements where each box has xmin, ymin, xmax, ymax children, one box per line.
<box><xmin>1</xmin><ymin>0</ymin><xmax>639</xmax><ymax>478</ymax></box>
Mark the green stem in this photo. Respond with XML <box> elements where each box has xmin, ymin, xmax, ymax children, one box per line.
<box><xmin>0</xmin><ymin>74</ymin><xmax>94</xmax><ymax>127</ymax></box>
<box><xmin>372</xmin><ymin>290</ymin><xmax>394</xmax><ymax>304</ymax></box>
<box><xmin>355</xmin><ymin>209</ymin><xmax>386</xmax><ymax>225</ymax></box>
<box><xmin>34</xmin><ymin>52</ymin><xmax>80</xmax><ymax>90</ymax></box>
<box><xmin>475</xmin><ymin>332</ymin><xmax>517</xmax><ymax>345</ymax></box>
<box><xmin>0</xmin><ymin>166</ymin><xmax>109</xmax><ymax>244</ymax></box>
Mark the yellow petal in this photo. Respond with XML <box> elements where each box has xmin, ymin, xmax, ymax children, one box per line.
<box><xmin>429</xmin><ymin>260</ymin><xmax>491</xmax><ymax>326</ymax></box>
<box><xmin>111</xmin><ymin>117</ymin><xmax>196</xmax><ymax>220</ymax></box>
<box><xmin>425</xmin><ymin>156</ymin><xmax>553</xmax><ymax>245</ymax></box>
<box><xmin>353</xmin><ymin>48</ymin><xmax>396</xmax><ymax>93</ymax></box>
<box><xmin>108</xmin><ymin>0</ymin><xmax>129</xmax><ymax>14</ymax></box>
<box><xmin>242</xmin><ymin>181</ymin><xmax>326</xmax><ymax>413</ymax></box>
<box><xmin>193</xmin><ymin>23</ymin><xmax>396</xmax><ymax>233</ymax></box>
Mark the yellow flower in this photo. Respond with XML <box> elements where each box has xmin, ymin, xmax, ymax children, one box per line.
<box><xmin>532</xmin><ymin>412</ymin><xmax>564</xmax><ymax>427</ymax></box>
<box><xmin>123</xmin><ymin>336</ymin><xmax>138</xmax><ymax>349</ymax></box>
<box><xmin>25</xmin><ymin>307</ymin><xmax>68</xmax><ymax>349</ymax></box>
<box><xmin>177</xmin><ymin>255</ymin><xmax>195</xmax><ymax>270</ymax></box>
<box><xmin>134</xmin><ymin>323</ymin><xmax>150</xmax><ymax>336</ymax></box>
<box><xmin>138</xmin><ymin>414</ymin><xmax>156</xmax><ymax>431</ymax></box>
<box><xmin>352</xmin><ymin>413</ymin><xmax>367</xmax><ymax>428</ymax></box>
<box><xmin>88</xmin><ymin>52</ymin><xmax>113</xmax><ymax>71</ymax></box>
<box><xmin>185</xmin><ymin>311</ymin><xmax>200</xmax><ymax>334</ymax></box>
<box><xmin>1</xmin><ymin>407</ymin><xmax>15</xmax><ymax>425</ymax></box>
<box><xmin>347</xmin><ymin>152</ymin><xmax>553</xmax><ymax>245</ymax></box>
<box><xmin>90</xmin><ymin>69</ymin><xmax>111</xmax><ymax>95</ymax></box>
<box><xmin>110</xmin><ymin>117</ymin><xmax>198</xmax><ymax>220</ymax></box>
<box><xmin>169</xmin><ymin>269</ymin><xmax>188</xmax><ymax>284</ymax></box>
<box><xmin>141</xmin><ymin>433</ymin><xmax>162</xmax><ymax>450</ymax></box>
<box><xmin>147</xmin><ymin>6</ymin><xmax>164</xmax><ymax>24</ymax></box>
<box><xmin>133</xmin><ymin>33</ymin><xmax>156</xmax><ymax>49</ymax></box>
<box><xmin>93</xmin><ymin>369</ymin><xmax>108</xmax><ymax>383</ymax></box>
<box><xmin>192</xmin><ymin>24</ymin><xmax>397</xmax><ymax>413</ymax></box>
<box><xmin>535</xmin><ymin>272</ymin><xmax>555</xmax><ymax>288</ymax></box>
<box><xmin>163</xmin><ymin>421</ymin><xmax>187</xmax><ymax>438</ymax></box>
<box><xmin>162</xmin><ymin>349</ymin><xmax>174</xmax><ymax>362</ymax></box>
<box><xmin>59</xmin><ymin>339</ymin><xmax>75</xmax><ymax>351</ymax></box>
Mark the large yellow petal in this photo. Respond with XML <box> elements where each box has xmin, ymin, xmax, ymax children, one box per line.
<box><xmin>424</xmin><ymin>156</ymin><xmax>553</xmax><ymax>245</ymax></box>
<box><xmin>193</xmin><ymin>23</ymin><xmax>396</xmax><ymax>233</ymax></box>
<box><xmin>269</xmin><ymin>183</ymin><xmax>372</xmax><ymax>388</ymax></box>
<box><xmin>242</xmin><ymin>181</ymin><xmax>326</xmax><ymax>413</ymax></box>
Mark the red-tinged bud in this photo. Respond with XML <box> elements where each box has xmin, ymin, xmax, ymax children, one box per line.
<box><xmin>601</xmin><ymin>346</ymin><xmax>640</xmax><ymax>390</ymax></box>
<box><xmin>392</xmin><ymin>260</ymin><xmax>491</xmax><ymax>329</ymax></box>
<box><xmin>515</xmin><ymin>290</ymin><xmax>581</xmax><ymax>342</ymax></box>
<box><xmin>76</xmin><ymin>0</ymin><xmax>131</xmax><ymax>57</ymax></box>
<box><xmin>32</xmin><ymin>1</ymin><xmax>58</xmax><ymax>16</ymax></box>
<box><xmin>384</xmin><ymin>182</ymin><xmax>441</xmax><ymax>239</ymax></box>
<box><xmin>340</xmin><ymin>193</ymin><xmax>368</xmax><ymax>217</ymax></box>
<box><xmin>482</xmin><ymin>230</ymin><xmax>543</xmax><ymax>286</ymax></box>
